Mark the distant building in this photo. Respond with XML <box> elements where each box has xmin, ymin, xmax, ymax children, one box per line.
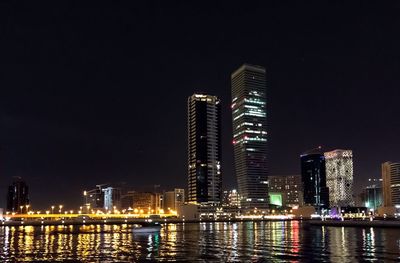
<box><xmin>268</xmin><ymin>175</ymin><xmax>303</xmax><ymax>208</ymax></box>
<box><xmin>187</xmin><ymin>94</ymin><xmax>222</xmax><ymax>205</ymax></box>
<box><xmin>300</xmin><ymin>148</ymin><xmax>329</xmax><ymax>211</ymax></box>
<box><xmin>382</xmin><ymin>161</ymin><xmax>400</xmax><ymax>207</ymax></box>
<box><xmin>120</xmin><ymin>192</ymin><xmax>135</xmax><ymax>209</ymax></box>
<box><xmin>85</xmin><ymin>184</ymin><xmax>106</xmax><ymax>210</ymax></box>
<box><xmin>131</xmin><ymin>192</ymin><xmax>162</xmax><ymax>214</ymax></box>
<box><xmin>103</xmin><ymin>187</ymin><xmax>121</xmax><ymax>211</ymax></box>
<box><xmin>324</xmin><ymin>149</ymin><xmax>354</xmax><ymax>207</ymax></box>
<box><xmin>363</xmin><ymin>178</ymin><xmax>383</xmax><ymax>211</ymax></box>
<box><xmin>222</xmin><ymin>189</ymin><xmax>241</xmax><ymax>208</ymax></box>
<box><xmin>6</xmin><ymin>177</ymin><xmax>30</xmax><ymax>213</ymax></box>
<box><xmin>231</xmin><ymin>64</ymin><xmax>269</xmax><ymax>210</ymax></box>
<box><xmin>163</xmin><ymin>188</ymin><xmax>185</xmax><ymax>212</ymax></box>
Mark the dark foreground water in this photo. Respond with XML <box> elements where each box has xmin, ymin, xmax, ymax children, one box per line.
<box><xmin>0</xmin><ymin>221</ymin><xmax>399</xmax><ymax>262</ymax></box>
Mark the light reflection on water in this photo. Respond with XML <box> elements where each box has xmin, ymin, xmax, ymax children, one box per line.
<box><xmin>0</xmin><ymin>221</ymin><xmax>399</xmax><ymax>262</ymax></box>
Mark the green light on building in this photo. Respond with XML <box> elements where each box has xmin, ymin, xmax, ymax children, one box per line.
<box><xmin>269</xmin><ymin>193</ymin><xmax>282</xmax><ymax>206</ymax></box>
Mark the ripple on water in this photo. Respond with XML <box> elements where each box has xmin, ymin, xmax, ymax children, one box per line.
<box><xmin>0</xmin><ymin>221</ymin><xmax>399</xmax><ymax>262</ymax></box>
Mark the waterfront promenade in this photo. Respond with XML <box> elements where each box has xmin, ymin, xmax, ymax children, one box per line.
<box><xmin>3</xmin><ymin>214</ymin><xmax>400</xmax><ymax>228</ymax></box>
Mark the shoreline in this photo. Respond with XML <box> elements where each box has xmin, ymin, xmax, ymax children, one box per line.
<box><xmin>2</xmin><ymin>218</ymin><xmax>400</xmax><ymax>228</ymax></box>
<box><xmin>0</xmin><ymin>217</ymin><xmax>296</xmax><ymax>227</ymax></box>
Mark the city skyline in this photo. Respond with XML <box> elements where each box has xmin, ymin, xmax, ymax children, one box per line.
<box><xmin>1</xmin><ymin>2</ymin><xmax>400</xmax><ymax>262</ymax></box>
<box><xmin>1</xmin><ymin>2</ymin><xmax>400</xmax><ymax>209</ymax></box>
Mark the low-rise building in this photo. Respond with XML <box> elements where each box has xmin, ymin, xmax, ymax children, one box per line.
<box><xmin>222</xmin><ymin>189</ymin><xmax>241</xmax><ymax>208</ymax></box>
<box><xmin>363</xmin><ymin>178</ymin><xmax>383</xmax><ymax>212</ymax></box>
<box><xmin>128</xmin><ymin>192</ymin><xmax>162</xmax><ymax>214</ymax></box>
<box><xmin>163</xmin><ymin>188</ymin><xmax>185</xmax><ymax>213</ymax></box>
<box><xmin>103</xmin><ymin>187</ymin><xmax>121</xmax><ymax>211</ymax></box>
<box><xmin>268</xmin><ymin>175</ymin><xmax>302</xmax><ymax>208</ymax></box>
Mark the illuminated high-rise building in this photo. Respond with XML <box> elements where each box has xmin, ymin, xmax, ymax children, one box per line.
<box><xmin>300</xmin><ymin>148</ymin><xmax>329</xmax><ymax>210</ymax></box>
<box><xmin>382</xmin><ymin>161</ymin><xmax>400</xmax><ymax>207</ymax></box>
<box><xmin>324</xmin><ymin>149</ymin><xmax>354</xmax><ymax>207</ymax></box>
<box><xmin>6</xmin><ymin>177</ymin><xmax>30</xmax><ymax>213</ymax></box>
<box><xmin>187</xmin><ymin>94</ymin><xmax>222</xmax><ymax>205</ymax></box>
<box><xmin>231</xmin><ymin>64</ymin><xmax>268</xmax><ymax>209</ymax></box>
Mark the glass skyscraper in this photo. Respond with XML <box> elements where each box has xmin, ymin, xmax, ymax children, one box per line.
<box><xmin>187</xmin><ymin>94</ymin><xmax>222</xmax><ymax>205</ymax></box>
<box><xmin>6</xmin><ymin>177</ymin><xmax>30</xmax><ymax>213</ymax></box>
<box><xmin>300</xmin><ymin>148</ymin><xmax>329</xmax><ymax>211</ymax></box>
<box><xmin>231</xmin><ymin>64</ymin><xmax>268</xmax><ymax>210</ymax></box>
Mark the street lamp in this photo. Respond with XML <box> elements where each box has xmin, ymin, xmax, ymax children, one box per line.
<box><xmin>20</xmin><ymin>206</ymin><xmax>23</xmax><ymax>214</ymax></box>
<box><xmin>51</xmin><ymin>206</ymin><xmax>55</xmax><ymax>214</ymax></box>
<box><xmin>83</xmin><ymin>190</ymin><xmax>87</xmax><ymax>206</ymax></box>
<box><xmin>59</xmin><ymin>205</ymin><xmax>63</xmax><ymax>213</ymax></box>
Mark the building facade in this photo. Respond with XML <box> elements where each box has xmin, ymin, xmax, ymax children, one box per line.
<box><xmin>6</xmin><ymin>177</ymin><xmax>30</xmax><ymax>213</ymax></box>
<box><xmin>222</xmin><ymin>189</ymin><xmax>241</xmax><ymax>208</ymax></box>
<box><xmin>300</xmin><ymin>148</ymin><xmax>329</xmax><ymax>210</ymax></box>
<box><xmin>103</xmin><ymin>187</ymin><xmax>121</xmax><ymax>211</ymax></box>
<box><xmin>163</xmin><ymin>188</ymin><xmax>185</xmax><ymax>212</ymax></box>
<box><xmin>187</xmin><ymin>94</ymin><xmax>222</xmax><ymax>205</ymax></box>
<box><xmin>130</xmin><ymin>192</ymin><xmax>162</xmax><ymax>214</ymax></box>
<box><xmin>231</xmin><ymin>64</ymin><xmax>268</xmax><ymax>210</ymax></box>
<box><xmin>382</xmin><ymin>161</ymin><xmax>400</xmax><ymax>207</ymax></box>
<box><xmin>85</xmin><ymin>184</ymin><xmax>106</xmax><ymax>210</ymax></box>
<box><xmin>363</xmin><ymin>178</ymin><xmax>383</xmax><ymax>211</ymax></box>
<box><xmin>120</xmin><ymin>192</ymin><xmax>135</xmax><ymax>210</ymax></box>
<box><xmin>324</xmin><ymin>149</ymin><xmax>354</xmax><ymax>207</ymax></box>
<box><xmin>268</xmin><ymin>175</ymin><xmax>303</xmax><ymax>208</ymax></box>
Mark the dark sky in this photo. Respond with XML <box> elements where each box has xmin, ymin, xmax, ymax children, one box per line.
<box><xmin>0</xmin><ymin>1</ymin><xmax>399</xmax><ymax>209</ymax></box>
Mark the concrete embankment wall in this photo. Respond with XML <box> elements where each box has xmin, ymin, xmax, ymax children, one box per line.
<box><xmin>1</xmin><ymin>218</ymin><xmax>296</xmax><ymax>227</ymax></box>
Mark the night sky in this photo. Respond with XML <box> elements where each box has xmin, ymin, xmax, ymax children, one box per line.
<box><xmin>1</xmin><ymin>2</ymin><xmax>400</xmax><ymax>209</ymax></box>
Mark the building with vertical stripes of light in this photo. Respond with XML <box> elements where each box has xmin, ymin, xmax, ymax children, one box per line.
<box><xmin>324</xmin><ymin>149</ymin><xmax>354</xmax><ymax>207</ymax></box>
<box><xmin>382</xmin><ymin>161</ymin><xmax>400</xmax><ymax>207</ymax></box>
<box><xmin>300</xmin><ymin>148</ymin><xmax>329</xmax><ymax>211</ymax></box>
<box><xmin>231</xmin><ymin>64</ymin><xmax>268</xmax><ymax>210</ymax></box>
<box><xmin>187</xmin><ymin>94</ymin><xmax>222</xmax><ymax>205</ymax></box>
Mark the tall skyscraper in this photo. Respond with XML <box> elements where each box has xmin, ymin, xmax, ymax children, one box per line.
<box><xmin>300</xmin><ymin>148</ymin><xmax>329</xmax><ymax>210</ymax></box>
<box><xmin>187</xmin><ymin>94</ymin><xmax>222</xmax><ymax>205</ymax></box>
<box><xmin>324</xmin><ymin>149</ymin><xmax>354</xmax><ymax>207</ymax></box>
<box><xmin>6</xmin><ymin>177</ymin><xmax>30</xmax><ymax>213</ymax></box>
<box><xmin>382</xmin><ymin>161</ymin><xmax>400</xmax><ymax>207</ymax></box>
<box><xmin>231</xmin><ymin>64</ymin><xmax>268</xmax><ymax>209</ymax></box>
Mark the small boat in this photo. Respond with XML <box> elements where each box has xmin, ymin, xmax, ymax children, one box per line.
<box><xmin>132</xmin><ymin>220</ymin><xmax>162</xmax><ymax>233</ymax></box>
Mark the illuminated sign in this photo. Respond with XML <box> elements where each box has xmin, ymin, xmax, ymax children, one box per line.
<box><xmin>269</xmin><ymin>193</ymin><xmax>282</xmax><ymax>206</ymax></box>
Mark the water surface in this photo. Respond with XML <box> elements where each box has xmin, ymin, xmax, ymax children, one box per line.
<box><xmin>0</xmin><ymin>221</ymin><xmax>399</xmax><ymax>262</ymax></box>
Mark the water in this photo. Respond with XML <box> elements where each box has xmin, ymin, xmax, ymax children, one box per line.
<box><xmin>0</xmin><ymin>221</ymin><xmax>399</xmax><ymax>262</ymax></box>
